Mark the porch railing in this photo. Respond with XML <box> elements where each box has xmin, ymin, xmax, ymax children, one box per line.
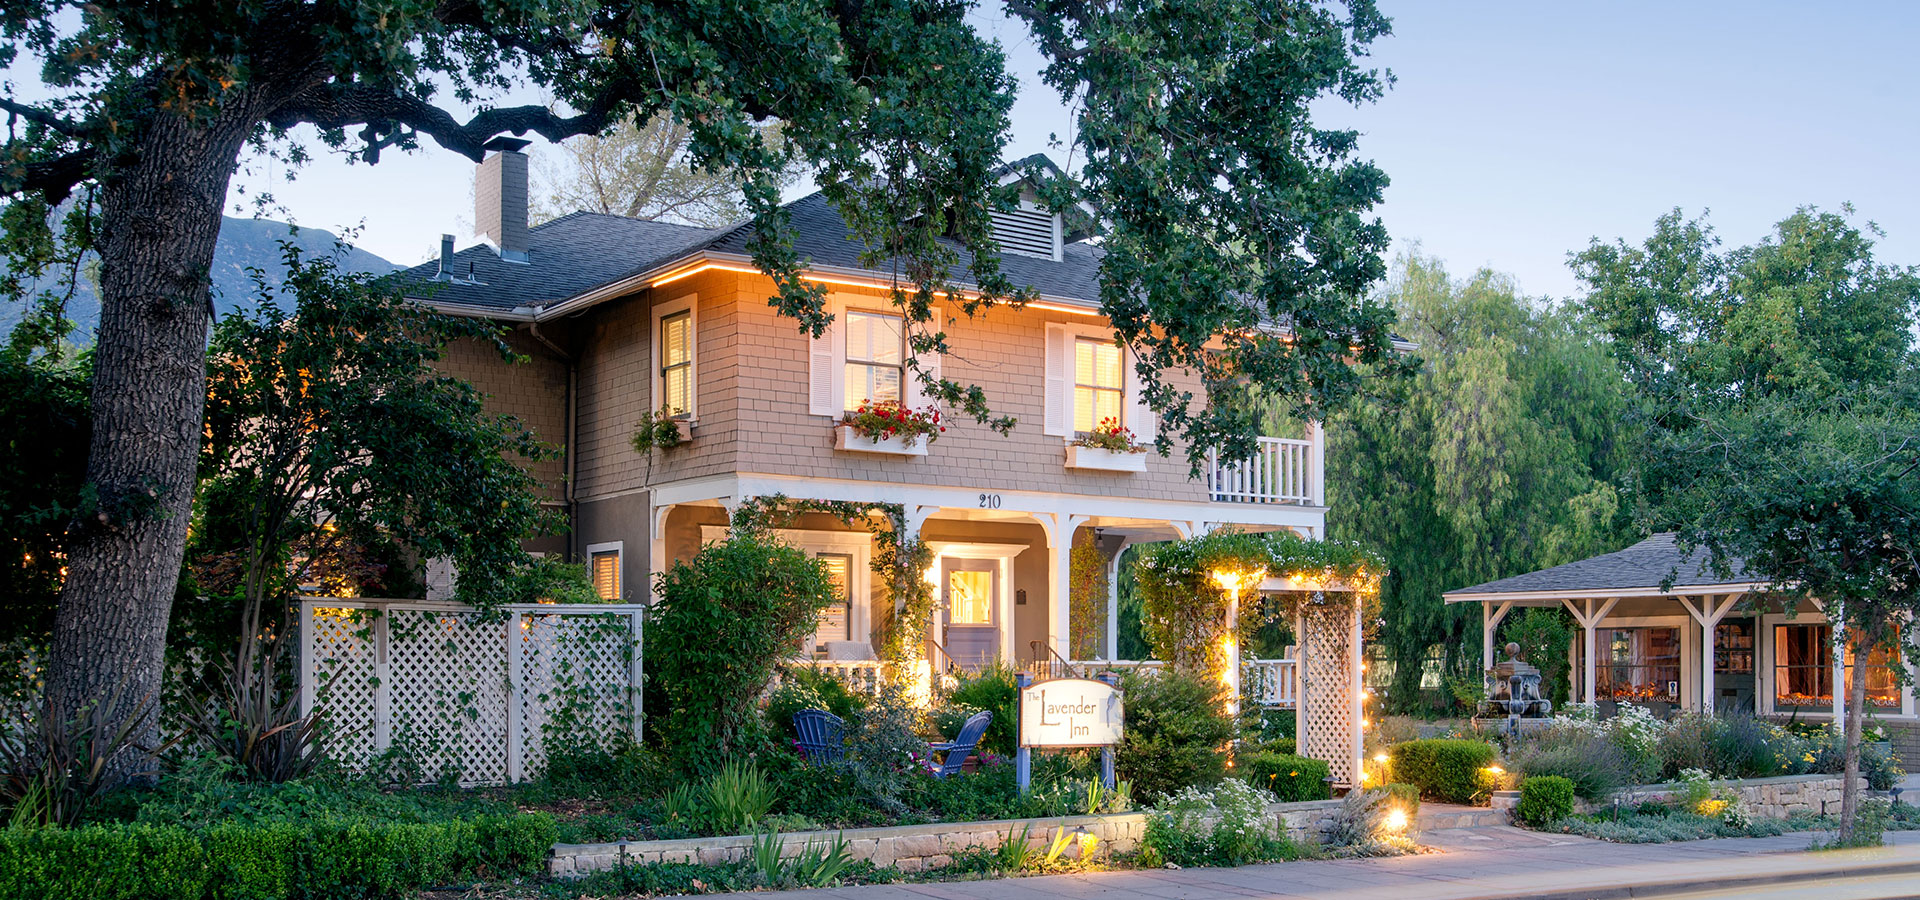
<box><xmin>783</xmin><ymin>657</ymin><xmax>891</xmax><ymax>695</ymax></box>
<box><xmin>1207</xmin><ymin>436</ymin><xmax>1315</xmax><ymax>505</ymax></box>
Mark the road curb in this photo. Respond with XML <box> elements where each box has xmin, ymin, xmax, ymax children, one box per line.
<box><xmin>1469</xmin><ymin>854</ymin><xmax>1920</xmax><ymax>900</ymax></box>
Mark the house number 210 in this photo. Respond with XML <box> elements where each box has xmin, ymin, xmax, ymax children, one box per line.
<box><xmin>978</xmin><ymin>493</ymin><xmax>1002</xmax><ymax>509</ymax></box>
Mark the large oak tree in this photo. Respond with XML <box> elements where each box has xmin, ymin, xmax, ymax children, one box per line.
<box><xmin>0</xmin><ymin>0</ymin><xmax>1404</xmax><ymax>770</ymax></box>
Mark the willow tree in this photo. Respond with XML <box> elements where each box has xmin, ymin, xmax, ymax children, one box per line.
<box><xmin>1327</xmin><ymin>255</ymin><xmax>1636</xmax><ymax>710</ymax></box>
<box><xmin>1</xmin><ymin>0</ymin><xmax>1404</xmax><ymax>770</ymax></box>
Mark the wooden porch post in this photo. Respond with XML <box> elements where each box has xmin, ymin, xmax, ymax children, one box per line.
<box><xmin>1482</xmin><ymin>600</ymin><xmax>1514</xmax><ymax>672</ymax></box>
<box><xmin>1679</xmin><ymin>594</ymin><xmax>1740</xmax><ymax>714</ymax></box>
<box><xmin>1563</xmin><ymin>597</ymin><xmax>1620</xmax><ymax>705</ymax></box>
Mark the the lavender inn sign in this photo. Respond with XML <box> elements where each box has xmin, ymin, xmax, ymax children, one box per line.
<box><xmin>1019</xmin><ymin>677</ymin><xmax>1125</xmax><ymax>748</ymax></box>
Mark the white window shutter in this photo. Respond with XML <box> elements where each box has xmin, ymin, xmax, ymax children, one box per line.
<box><xmin>1125</xmin><ymin>346</ymin><xmax>1157</xmax><ymax>443</ymax></box>
<box><xmin>808</xmin><ymin>299</ymin><xmax>843</xmax><ymax>416</ymax></box>
<box><xmin>909</xmin><ymin>306</ymin><xmax>943</xmax><ymax>410</ymax></box>
<box><xmin>1044</xmin><ymin>323</ymin><xmax>1070</xmax><ymax>437</ymax></box>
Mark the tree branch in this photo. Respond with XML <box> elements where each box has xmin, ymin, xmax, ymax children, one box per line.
<box><xmin>269</xmin><ymin>83</ymin><xmax>630</xmax><ymax>162</ymax></box>
<box><xmin>1</xmin><ymin>148</ymin><xmax>97</xmax><ymax>205</ymax></box>
<box><xmin>0</xmin><ymin>97</ymin><xmax>85</xmax><ymax>139</ymax></box>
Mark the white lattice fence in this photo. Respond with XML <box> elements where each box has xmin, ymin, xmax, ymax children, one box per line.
<box><xmin>1296</xmin><ymin>596</ymin><xmax>1363</xmax><ymax>787</ymax></box>
<box><xmin>300</xmin><ymin>599</ymin><xmax>643</xmax><ymax>785</ymax></box>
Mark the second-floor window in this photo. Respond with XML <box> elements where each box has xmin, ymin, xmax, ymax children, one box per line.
<box><xmin>660</xmin><ymin>310</ymin><xmax>692</xmax><ymax>416</ymax></box>
<box><xmin>844</xmin><ymin>309</ymin><xmax>905</xmax><ymax>410</ymax></box>
<box><xmin>1074</xmin><ymin>337</ymin><xmax>1123</xmax><ymax>433</ymax></box>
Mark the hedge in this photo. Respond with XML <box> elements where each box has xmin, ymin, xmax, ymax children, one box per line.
<box><xmin>0</xmin><ymin>812</ymin><xmax>556</xmax><ymax>900</ymax></box>
<box><xmin>1241</xmin><ymin>752</ymin><xmax>1333</xmax><ymax>802</ymax></box>
<box><xmin>1516</xmin><ymin>776</ymin><xmax>1576</xmax><ymax>827</ymax></box>
<box><xmin>1388</xmin><ymin>739</ymin><xmax>1498</xmax><ymax>805</ymax></box>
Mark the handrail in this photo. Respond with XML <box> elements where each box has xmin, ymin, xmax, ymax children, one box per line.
<box><xmin>1028</xmin><ymin>640</ymin><xmax>1082</xmax><ymax>681</ymax></box>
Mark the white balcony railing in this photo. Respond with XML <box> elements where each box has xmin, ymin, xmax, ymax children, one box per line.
<box><xmin>782</xmin><ymin>657</ymin><xmax>892</xmax><ymax>695</ymax></box>
<box><xmin>1207</xmin><ymin>436</ymin><xmax>1318</xmax><ymax>505</ymax></box>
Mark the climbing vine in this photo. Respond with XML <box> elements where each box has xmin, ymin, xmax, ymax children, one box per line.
<box><xmin>1069</xmin><ymin>538</ymin><xmax>1108</xmax><ymax>660</ymax></box>
<box><xmin>730</xmin><ymin>495</ymin><xmax>935</xmax><ymax>666</ymax></box>
<box><xmin>1135</xmin><ymin>531</ymin><xmax>1385</xmax><ymax>682</ymax></box>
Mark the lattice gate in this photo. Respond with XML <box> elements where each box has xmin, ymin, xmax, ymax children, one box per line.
<box><xmin>300</xmin><ymin>599</ymin><xmax>643</xmax><ymax>785</ymax></box>
<box><xmin>1295</xmin><ymin>595</ymin><xmax>1363</xmax><ymax>787</ymax></box>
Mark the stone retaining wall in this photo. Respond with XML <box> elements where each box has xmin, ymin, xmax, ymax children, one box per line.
<box><xmin>1491</xmin><ymin>773</ymin><xmax>1866</xmax><ymax>819</ymax></box>
<box><xmin>550</xmin><ymin>799</ymin><xmax>1348</xmax><ymax>878</ymax></box>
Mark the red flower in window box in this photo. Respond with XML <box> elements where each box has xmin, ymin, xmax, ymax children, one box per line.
<box><xmin>1071</xmin><ymin>416</ymin><xmax>1144</xmax><ymax>453</ymax></box>
<box><xmin>843</xmin><ymin>399</ymin><xmax>942</xmax><ymax>447</ymax></box>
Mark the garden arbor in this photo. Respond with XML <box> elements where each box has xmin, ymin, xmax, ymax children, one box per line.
<box><xmin>1135</xmin><ymin>531</ymin><xmax>1380</xmax><ymax>786</ymax></box>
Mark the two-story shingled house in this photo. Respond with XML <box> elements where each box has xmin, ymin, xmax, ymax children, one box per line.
<box><xmin>402</xmin><ymin>139</ymin><xmax>1328</xmax><ymax>677</ymax></box>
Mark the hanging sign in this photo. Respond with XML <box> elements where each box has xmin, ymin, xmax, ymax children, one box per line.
<box><xmin>1019</xmin><ymin>677</ymin><xmax>1124</xmax><ymax>748</ymax></box>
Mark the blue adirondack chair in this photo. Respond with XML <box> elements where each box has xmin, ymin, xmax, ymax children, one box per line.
<box><xmin>927</xmin><ymin>710</ymin><xmax>992</xmax><ymax>778</ymax></box>
<box><xmin>792</xmin><ymin>708</ymin><xmax>846</xmax><ymax>763</ymax></box>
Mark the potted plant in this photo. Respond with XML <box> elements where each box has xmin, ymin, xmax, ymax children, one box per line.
<box><xmin>835</xmin><ymin>399</ymin><xmax>942</xmax><ymax>456</ymax></box>
<box><xmin>1066</xmin><ymin>417</ymin><xmax>1147</xmax><ymax>471</ymax></box>
<box><xmin>631</xmin><ymin>405</ymin><xmax>691</xmax><ymax>452</ymax></box>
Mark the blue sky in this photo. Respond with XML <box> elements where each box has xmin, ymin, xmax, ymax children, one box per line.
<box><xmin>236</xmin><ymin>1</ymin><xmax>1919</xmax><ymax>301</ymax></box>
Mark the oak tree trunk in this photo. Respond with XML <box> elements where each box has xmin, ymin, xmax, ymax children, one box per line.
<box><xmin>43</xmin><ymin>102</ymin><xmax>262</xmax><ymax>780</ymax></box>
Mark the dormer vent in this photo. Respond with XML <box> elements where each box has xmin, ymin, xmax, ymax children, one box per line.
<box><xmin>990</xmin><ymin>205</ymin><xmax>1062</xmax><ymax>261</ymax></box>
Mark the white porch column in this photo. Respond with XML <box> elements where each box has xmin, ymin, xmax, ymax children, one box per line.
<box><xmin>647</xmin><ymin>502</ymin><xmax>672</xmax><ymax>593</ymax></box>
<box><xmin>1481</xmin><ymin>600</ymin><xmax>1514</xmax><ymax>672</ymax></box>
<box><xmin>1105</xmin><ymin>537</ymin><xmax>1133</xmax><ymax>661</ymax></box>
<box><xmin>1679</xmin><ymin>594</ymin><xmax>1739</xmax><ymax>714</ymax></box>
<box><xmin>1042</xmin><ymin>514</ymin><xmax>1091</xmax><ymax>659</ymax></box>
<box><xmin>1308</xmin><ymin>419</ymin><xmax>1327</xmax><ymax>508</ymax></box>
<box><xmin>1562</xmin><ymin>597</ymin><xmax>1620</xmax><ymax>705</ymax></box>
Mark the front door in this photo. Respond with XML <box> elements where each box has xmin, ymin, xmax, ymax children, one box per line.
<box><xmin>942</xmin><ymin>559</ymin><xmax>999</xmax><ymax>668</ymax></box>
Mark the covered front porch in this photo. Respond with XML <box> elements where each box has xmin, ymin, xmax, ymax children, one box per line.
<box><xmin>1444</xmin><ymin>533</ymin><xmax>1920</xmax><ymax>725</ymax></box>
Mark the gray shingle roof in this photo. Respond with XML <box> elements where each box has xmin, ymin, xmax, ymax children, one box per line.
<box><xmin>1443</xmin><ymin>533</ymin><xmax>1757</xmax><ymax>599</ymax></box>
<box><xmin>395</xmin><ymin>163</ymin><xmax>1109</xmax><ymax>312</ymax></box>
<box><xmin>394</xmin><ymin>211</ymin><xmax>719</xmax><ymax>312</ymax></box>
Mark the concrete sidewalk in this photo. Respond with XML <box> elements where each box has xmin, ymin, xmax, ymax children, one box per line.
<box><xmin>737</xmin><ymin>827</ymin><xmax>1920</xmax><ymax>900</ymax></box>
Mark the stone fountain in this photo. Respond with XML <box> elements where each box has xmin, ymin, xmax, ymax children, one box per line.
<box><xmin>1473</xmin><ymin>642</ymin><xmax>1553</xmax><ymax>736</ymax></box>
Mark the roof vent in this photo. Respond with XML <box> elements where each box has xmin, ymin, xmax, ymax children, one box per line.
<box><xmin>989</xmin><ymin>206</ymin><xmax>1061</xmax><ymax>261</ymax></box>
<box><xmin>433</xmin><ymin>234</ymin><xmax>456</xmax><ymax>281</ymax></box>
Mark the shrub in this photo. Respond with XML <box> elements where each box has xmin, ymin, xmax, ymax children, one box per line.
<box><xmin>648</xmin><ymin>536</ymin><xmax>839</xmax><ymax>769</ymax></box>
<box><xmin>1511</xmin><ymin>727</ymin><xmax>1634</xmax><ymax>801</ymax></box>
<box><xmin>1115</xmin><ymin>671</ymin><xmax>1235</xmax><ymax>800</ymax></box>
<box><xmin>845</xmin><ymin>683</ymin><xmax>933</xmax><ymax>816</ymax></box>
<box><xmin>701</xmin><ymin>760</ymin><xmax>775</xmax><ymax>835</ymax></box>
<box><xmin>1321</xmin><ymin>787</ymin><xmax>1415</xmax><ymax>857</ymax></box>
<box><xmin>941</xmin><ymin>660</ymin><xmax>1020</xmax><ymax>755</ymax></box>
<box><xmin>1515</xmin><ymin>776</ymin><xmax>1575</xmax><ymax>827</ymax></box>
<box><xmin>0</xmin><ymin>813</ymin><xmax>556</xmax><ymax>900</ymax></box>
<box><xmin>1241</xmin><ymin>752</ymin><xmax>1332</xmax><ymax>803</ymax></box>
<box><xmin>1388</xmin><ymin>739</ymin><xmax>1497</xmax><ymax>804</ymax></box>
<box><xmin>1141</xmin><ymin>779</ymin><xmax>1294</xmax><ymax>867</ymax></box>
<box><xmin>1707</xmin><ymin>713</ymin><xmax>1780</xmax><ymax>779</ymax></box>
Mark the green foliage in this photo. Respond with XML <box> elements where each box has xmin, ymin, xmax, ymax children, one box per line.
<box><xmin>1320</xmin><ymin>787</ymin><xmax>1415</xmax><ymax>857</ymax></box>
<box><xmin>1241</xmin><ymin>752</ymin><xmax>1332</xmax><ymax>803</ymax></box>
<box><xmin>938</xmin><ymin>659</ymin><xmax>1020</xmax><ymax>755</ymax></box>
<box><xmin>730</xmin><ymin>496</ymin><xmax>933</xmax><ymax>666</ymax></box>
<box><xmin>1069</xmin><ymin>539</ymin><xmax>1109</xmax><ymax>660</ymax></box>
<box><xmin>1558</xmin><ymin>809</ymin><xmax>1819</xmax><ymax>844</ymax></box>
<box><xmin>1388</xmin><ymin>739</ymin><xmax>1498</xmax><ymax>804</ymax></box>
<box><xmin>700</xmin><ymin>760</ymin><xmax>776</xmax><ymax>835</ymax></box>
<box><xmin>1383</xmin><ymin>782</ymin><xmax>1420</xmax><ymax>817</ymax></box>
<box><xmin>1511</xmin><ymin>727</ymin><xmax>1634</xmax><ymax>801</ymax></box>
<box><xmin>629</xmin><ymin>406</ymin><xmax>687</xmax><ymax>453</ymax></box>
<box><xmin>1515</xmin><ymin>775</ymin><xmax>1575</xmax><ymax>827</ymax></box>
<box><xmin>1114</xmin><ymin>671</ymin><xmax>1236</xmax><ymax>800</ymax></box>
<box><xmin>1328</xmin><ymin>254</ymin><xmax>1636</xmax><ymax>713</ymax></box>
<box><xmin>0</xmin><ymin>352</ymin><xmax>87</xmax><ymax>648</ymax></box>
<box><xmin>1499</xmin><ymin>609</ymin><xmax>1576</xmax><ymax>706</ymax></box>
<box><xmin>1134</xmin><ymin>530</ymin><xmax>1384</xmax><ymax>681</ymax></box>
<box><xmin>0</xmin><ymin>813</ymin><xmax>555</xmax><ymax>899</ymax></box>
<box><xmin>766</xmin><ymin>668</ymin><xmax>866</xmax><ymax>742</ymax></box>
<box><xmin>648</xmin><ymin>535</ymin><xmax>837</xmax><ymax>767</ymax></box>
<box><xmin>1141</xmin><ymin>780</ymin><xmax>1297</xmax><ymax>868</ymax></box>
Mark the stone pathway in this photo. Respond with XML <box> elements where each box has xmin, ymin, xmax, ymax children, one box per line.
<box><xmin>732</xmin><ymin>825</ymin><xmax>1920</xmax><ymax>900</ymax></box>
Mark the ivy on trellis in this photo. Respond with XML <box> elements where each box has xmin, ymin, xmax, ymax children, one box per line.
<box><xmin>1135</xmin><ymin>530</ymin><xmax>1385</xmax><ymax>682</ymax></box>
<box><xmin>730</xmin><ymin>495</ymin><xmax>935</xmax><ymax>666</ymax></box>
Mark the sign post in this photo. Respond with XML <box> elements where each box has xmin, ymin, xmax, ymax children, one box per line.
<box><xmin>1017</xmin><ymin>671</ymin><xmax>1125</xmax><ymax>794</ymax></box>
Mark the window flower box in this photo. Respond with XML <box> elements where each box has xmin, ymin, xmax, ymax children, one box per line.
<box><xmin>631</xmin><ymin>408</ymin><xmax>693</xmax><ymax>452</ymax></box>
<box><xmin>1066</xmin><ymin>444</ymin><xmax>1147</xmax><ymax>472</ymax></box>
<box><xmin>1067</xmin><ymin>417</ymin><xmax>1146</xmax><ymax>471</ymax></box>
<box><xmin>836</xmin><ymin>400</ymin><xmax>940</xmax><ymax>457</ymax></box>
<box><xmin>835</xmin><ymin>424</ymin><xmax>929</xmax><ymax>457</ymax></box>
